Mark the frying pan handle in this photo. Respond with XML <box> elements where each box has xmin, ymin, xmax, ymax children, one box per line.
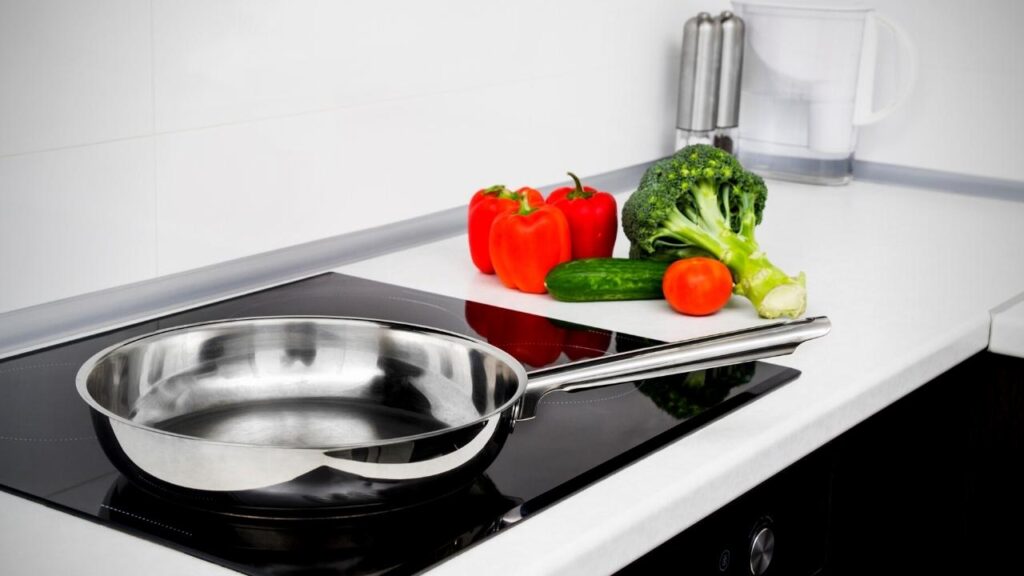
<box><xmin>515</xmin><ymin>316</ymin><xmax>831</xmax><ymax>421</ymax></box>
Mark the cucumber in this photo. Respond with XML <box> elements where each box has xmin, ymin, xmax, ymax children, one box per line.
<box><xmin>545</xmin><ymin>258</ymin><xmax>669</xmax><ymax>302</ymax></box>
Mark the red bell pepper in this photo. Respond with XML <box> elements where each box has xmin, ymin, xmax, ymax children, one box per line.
<box><xmin>547</xmin><ymin>172</ymin><xmax>618</xmax><ymax>259</ymax></box>
<box><xmin>489</xmin><ymin>189</ymin><xmax>571</xmax><ymax>294</ymax></box>
<box><xmin>468</xmin><ymin>185</ymin><xmax>543</xmax><ymax>274</ymax></box>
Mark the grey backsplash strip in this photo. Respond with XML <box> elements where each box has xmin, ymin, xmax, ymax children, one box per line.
<box><xmin>854</xmin><ymin>160</ymin><xmax>1024</xmax><ymax>200</ymax></box>
<box><xmin>0</xmin><ymin>208</ymin><xmax>462</xmax><ymax>360</ymax></box>
<box><xmin>0</xmin><ymin>161</ymin><xmax>655</xmax><ymax>360</ymax></box>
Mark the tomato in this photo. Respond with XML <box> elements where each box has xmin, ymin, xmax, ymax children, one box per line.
<box><xmin>662</xmin><ymin>258</ymin><xmax>733</xmax><ymax>316</ymax></box>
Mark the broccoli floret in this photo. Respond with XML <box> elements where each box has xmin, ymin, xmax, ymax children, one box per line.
<box><xmin>623</xmin><ymin>145</ymin><xmax>806</xmax><ymax>319</ymax></box>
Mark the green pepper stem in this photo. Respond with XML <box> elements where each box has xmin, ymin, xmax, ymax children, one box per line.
<box><xmin>484</xmin><ymin>184</ymin><xmax>517</xmax><ymax>199</ymax></box>
<box><xmin>566</xmin><ymin>172</ymin><xmax>593</xmax><ymax>200</ymax></box>
<box><xmin>517</xmin><ymin>189</ymin><xmax>537</xmax><ymax>215</ymax></box>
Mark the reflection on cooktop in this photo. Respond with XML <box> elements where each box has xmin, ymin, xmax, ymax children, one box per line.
<box><xmin>101</xmin><ymin>474</ymin><xmax>519</xmax><ymax>575</ymax></box>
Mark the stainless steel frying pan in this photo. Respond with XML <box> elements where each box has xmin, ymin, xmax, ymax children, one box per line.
<box><xmin>77</xmin><ymin>315</ymin><xmax>830</xmax><ymax>511</ymax></box>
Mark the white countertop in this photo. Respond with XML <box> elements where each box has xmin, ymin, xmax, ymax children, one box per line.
<box><xmin>3</xmin><ymin>177</ymin><xmax>1024</xmax><ymax>575</ymax></box>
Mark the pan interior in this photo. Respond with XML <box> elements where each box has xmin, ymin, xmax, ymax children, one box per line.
<box><xmin>81</xmin><ymin>318</ymin><xmax>523</xmax><ymax>448</ymax></box>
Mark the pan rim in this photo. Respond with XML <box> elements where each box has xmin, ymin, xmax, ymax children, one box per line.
<box><xmin>75</xmin><ymin>315</ymin><xmax>530</xmax><ymax>451</ymax></box>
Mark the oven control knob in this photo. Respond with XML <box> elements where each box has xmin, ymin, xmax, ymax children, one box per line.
<box><xmin>749</xmin><ymin>525</ymin><xmax>775</xmax><ymax>575</ymax></box>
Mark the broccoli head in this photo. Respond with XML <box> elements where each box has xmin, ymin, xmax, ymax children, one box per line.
<box><xmin>623</xmin><ymin>145</ymin><xmax>806</xmax><ymax>319</ymax></box>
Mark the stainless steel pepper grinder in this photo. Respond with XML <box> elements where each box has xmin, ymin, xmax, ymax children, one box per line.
<box><xmin>675</xmin><ymin>11</ymin><xmax>745</xmax><ymax>154</ymax></box>
<box><xmin>714</xmin><ymin>11</ymin><xmax>745</xmax><ymax>155</ymax></box>
<box><xmin>675</xmin><ymin>12</ymin><xmax>721</xmax><ymax>151</ymax></box>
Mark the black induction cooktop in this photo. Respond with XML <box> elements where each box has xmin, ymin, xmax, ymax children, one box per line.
<box><xmin>0</xmin><ymin>273</ymin><xmax>799</xmax><ymax>575</ymax></box>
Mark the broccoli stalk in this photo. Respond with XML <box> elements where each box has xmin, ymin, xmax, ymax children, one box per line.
<box><xmin>623</xmin><ymin>145</ymin><xmax>806</xmax><ymax>319</ymax></box>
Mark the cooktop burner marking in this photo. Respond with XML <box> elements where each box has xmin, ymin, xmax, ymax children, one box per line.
<box><xmin>0</xmin><ymin>362</ymin><xmax>78</xmax><ymax>377</ymax></box>
<box><xmin>541</xmin><ymin>386</ymin><xmax>643</xmax><ymax>406</ymax></box>
<box><xmin>0</xmin><ymin>435</ymin><xmax>95</xmax><ymax>442</ymax></box>
<box><xmin>100</xmin><ymin>504</ymin><xmax>192</xmax><ymax>537</ymax></box>
<box><xmin>561</xmin><ymin>343</ymin><xmax>612</xmax><ymax>354</ymax></box>
<box><xmin>383</xmin><ymin>295</ymin><xmax>459</xmax><ymax>315</ymax></box>
<box><xmin>493</xmin><ymin>341</ymin><xmax>569</xmax><ymax>348</ymax></box>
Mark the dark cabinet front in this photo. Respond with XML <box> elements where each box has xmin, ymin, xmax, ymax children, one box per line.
<box><xmin>619</xmin><ymin>352</ymin><xmax>1024</xmax><ymax>575</ymax></box>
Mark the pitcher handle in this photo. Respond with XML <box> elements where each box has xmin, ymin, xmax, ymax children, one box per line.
<box><xmin>854</xmin><ymin>11</ymin><xmax>918</xmax><ymax>126</ymax></box>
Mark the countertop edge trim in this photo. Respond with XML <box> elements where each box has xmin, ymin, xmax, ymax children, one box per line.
<box><xmin>988</xmin><ymin>292</ymin><xmax>1024</xmax><ymax>358</ymax></box>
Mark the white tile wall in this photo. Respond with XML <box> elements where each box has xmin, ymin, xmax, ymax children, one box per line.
<box><xmin>0</xmin><ymin>0</ymin><xmax>152</xmax><ymax>156</ymax></box>
<box><xmin>150</xmin><ymin>0</ymin><xmax>631</xmax><ymax>132</ymax></box>
<box><xmin>154</xmin><ymin>63</ymin><xmax>676</xmax><ymax>274</ymax></box>
<box><xmin>859</xmin><ymin>64</ymin><xmax>1023</xmax><ymax>181</ymax></box>
<box><xmin>4</xmin><ymin>0</ymin><xmax>725</xmax><ymax>312</ymax></box>
<box><xmin>0</xmin><ymin>139</ymin><xmax>156</xmax><ymax>313</ymax></box>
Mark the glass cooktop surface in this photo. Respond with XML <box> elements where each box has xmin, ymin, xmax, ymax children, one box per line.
<box><xmin>0</xmin><ymin>273</ymin><xmax>799</xmax><ymax>575</ymax></box>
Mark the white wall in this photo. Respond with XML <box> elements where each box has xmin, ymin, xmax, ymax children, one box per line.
<box><xmin>0</xmin><ymin>0</ymin><xmax>726</xmax><ymax>314</ymax></box>
<box><xmin>1</xmin><ymin>0</ymin><xmax>1019</xmax><ymax>315</ymax></box>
